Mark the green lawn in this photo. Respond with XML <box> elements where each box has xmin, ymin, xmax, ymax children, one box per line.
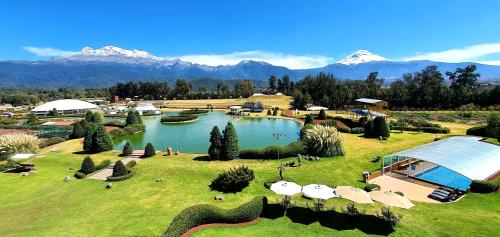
<box><xmin>0</xmin><ymin>131</ymin><xmax>498</xmax><ymax>237</ymax></box>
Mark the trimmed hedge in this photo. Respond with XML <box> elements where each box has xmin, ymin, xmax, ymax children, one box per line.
<box><xmin>109</xmin><ymin>124</ymin><xmax>145</xmax><ymax>139</ymax></box>
<box><xmin>74</xmin><ymin>171</ymin><xmax>86</xmax><ymax>179</ymax></box>
<box><xmin>470</xmin><ymin>180</ymin><xmax>499</xmax><ymax>193</ymax></box>
<box><xmin>239</xmin><ymin>142</ymin><xmax>306</xmax><ymax>160</ymax></box>
<box><xmin>104</xmin><ymin>120</ymin><xmax>126</xmax><ymax>128</ymax></box>
<box><xmin>106</xmin><ymin>172</ymin><xmax>133</xmax><ymax>182</ymax></box>
<box><xmin>466</xmin><ymin>126</ymin><xmax>486</xmax><ymax>136</ymax></box>
<box><xmin>161</xmin><ymin>115</ymin><xmax>197</xmax><ymax>123</ymax></box>
<box><xmin>164</xmin><ymin>196</ymin><xmax>266</xmax><ymax>237</ymax></box>
<box><xmin>39</xmin><ymin>137</ymin><xmax>66</xmax><ymax>148</ymax></box>
<box><xmin>95</xmin><ymin>159</ymin><xmax>111</xmax><ymax>170</ymax></box>
<box><xmin>179</xmin><ymin>109</ymin><xmax>209</xmax><ymax>115</ymax></box>
<box><xmin>351</xmin><ymin>127</ymin><xmax>365</xmax><ymax>134</ymax></box>
<box><xmin>391</xmin><ymin>126</ymin><xmax>450</xmax><ymax>134</ymax></box>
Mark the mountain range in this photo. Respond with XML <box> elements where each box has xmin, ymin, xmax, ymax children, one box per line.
<box><xmin>1</xmin><ymin>46</ymin><xmax>500</xmax><ymax>88</ymax></box>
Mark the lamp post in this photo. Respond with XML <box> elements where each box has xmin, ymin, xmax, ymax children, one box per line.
<box><xmin>272</xmin><ymin>132</ymin><xmax>286</xmax><ymax>161</ymax></box>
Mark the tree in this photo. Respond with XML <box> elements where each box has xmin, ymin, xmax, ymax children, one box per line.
<box><xmin>365</xmin><ymin>72</ymin><xmax>384</xmax><ymax>98</ymax></box>
<box><xmin>304</xmin><ymin>114</ymin><xmax>314</xmax><ymax>125</ymax></box>
<box><xmin>122</xmin><ymin>141</ymin><xmax>133</xmax><ymax>156</ymax></box>
<box><xmin>372</xmin><ymin>116</ymin><xmax>390</xmax><ymax>138</ymax></box>
<box><xmin>70</xmin><ymin>121</ymin><xmax>86</xmax><ymax>139</ymax></box>
<box><xmin>90</xmin><ymin>112</ymin><xmax>102</xmax><ymax>124</ymax></box>
<box><xmin>112</xmin><ymin>160</ymin><xmax>129</xmax><ymax>177</ymax></box>
<box><xmin>26</xmin><ymin>113</ymin><xmax>39</xmax><ymax>125</ymax></box>
<box><xmin>85</xmin><ymin>111</ymin><xmax>94</xmax><ymax>122</ymax></box>
<box><xmin>134</xmin><ymin>111</ymin><xmax>143</xmax><ymax>124</ymax></box>
<box><xmin>48</xmin><ymin>108</ymin><xmax>58</xmax><ymax>116</ymax></box>
<box><xmin>446</xmin><ymin>65</ymin><xmax>480</xmax><ymax>106</ymax></box>
<box><xmin>174</xmin><ymin>79</ymin><xmax>192</xmax><ymax>98</ymax></box>
<box><xmin>80</xmin><ymin>156</ymin><xmax>96</xmax><ymax>174</ymax></box>
<box><xmin>364</xmin><ymin>120</ymin><xmax>374</xmax><ymax>138</ymax></box>
<box><xmin>317</xmin><ymin>109</ymin><xmax>327</xmax><ymax>120</ymax></box>
<box><xmin>91</xmin><ymin>124</ymin><xmax>113</xmax><ymax>153</ymax></box>
<box><xmin>267</xmin><ymin>109</ymin><xmax>272</xmax><ymax>116</ymax></box>
<box><xmin>126</xmin><ymin>110</ymin><xmax>139</xmax><ymax>126</ymax></box>
<box><xmin>144</xmin><ymin>143</ymin><xmax>156</xmax><ymax>157</ymax></box>
<box><xmin>208</xmin><ymin>126</ymin><xmax>223</xmax><ymax>160</ymax></box>
<box><xmin>83</xmin><ymin>123</ymin><xmax>97</xmax><ymax>152</ymax></box>
<box><xmin>221</xmin><ymin>122</ymin><xmax>239</xmax><ymax>160</ymax></box>
<box><xmin>282</xmin><ymin>75</ymin><xmax>291</xmax><ymax>95</ymax></box>
<box><xmin>234</xmin><ymin>80</ymin><xmax>255</xmax><ymax>98</ymax></box>
<box><xmin>273</xmin><ymin>108</ymin><xmax>279</xmax><ymax>116</ymax></box>
<box><xmin>268</xmin><ymin>75</ymin><xmax>277</xmax><ymax>92</ymax></box>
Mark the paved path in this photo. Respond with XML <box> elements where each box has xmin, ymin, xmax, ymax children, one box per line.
<box><xmin>87</xmin><ymin>157</ymin><xmax>141</xmax><ymax>181</ymax></box>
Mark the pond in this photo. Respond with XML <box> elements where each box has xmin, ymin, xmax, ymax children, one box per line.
<box><xmin>113</xmin><ymin>111</ymin><xmax>302</xmax><ymax>154</ymax></box>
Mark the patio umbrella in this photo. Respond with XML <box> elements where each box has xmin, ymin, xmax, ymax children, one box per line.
<box><xmin>336</xmin><ymin>186</ymin><xmax>374</xmax><ymax>204</ymax></box>
<box><xmin>302</xmin><ymin>184</ymin><xmax>338</xmax><ymax>200</ymax></box>
<box><xmin>270</xmin><ymin>181</ymin><xmax>302</xmax><ymax>196</ymax></box>
<box><xmin>370</xmin><ymin>191</ymin><xmax>415</xmax><ymax>209</ymax></box>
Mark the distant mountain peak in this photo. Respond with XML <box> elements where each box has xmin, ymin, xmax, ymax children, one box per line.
<box><xmin>77</xmin><ymin>45</ymin><xmax>163</xmax><ymax>60</ymax></box>
<box><xmin>337</xmin><ymin>50</ymin><xmax>389</xmax><ymax>65</ymax></box>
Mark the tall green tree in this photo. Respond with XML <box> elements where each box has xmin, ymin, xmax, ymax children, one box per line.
<box><xmin>282</xmin><ymin>75</ymin><xmax>291</xmax><ymax>95</ymax></box>
<box><xmin>26</xmin><ymin>113</ymin><xmax>39</xmax><ymax>125</ymax></box>
<box><xmin>221</xmin><ymin>122</ymin><xmax>239</xmax><ymax>160</ymax></box>
<box><xmin>208</xmin><ymin>126</ymin><xmax>223</xmax><ymax>160</ymax></box>
<box><xmin>365</xmin><ymin>71</ymin><xmax>384</xmax><ymax>98</ymax></box>
<box><xmin>70</xmin><ymin>121</ymin><xmax>86</xmax><ymax>139</ymax></box>
<box><xmin>91</xmin><ymin>112</ymin><xmax>102</xmax><ymax>124</ymax></box>
<box><xmin>372</xmin><ymin>116</ymin><xmax>390</xmax><ymax>138</ymax></box>
<box><xmin>91</xmin><ymin>124</ymin><xmax>113</xmax><ymax>153</ymax></box>
<box><xmin>134</xmin><ymin>111</ymin><xmax>143</xmax><ymax>124</ymax></box>
<box><xmin>83</xmin><ymin>123</ymin><xmax>97</xmax><ymax>152</ymax></box>
<box><xmin>234</xmin><ymin>80</ymin><xmax>255</xmax><ymax>98</ymax></box>
<box><xmin>268</xmin><ymin>75</ymin><xmax>277</xmax><ymax>92</ymax></box>
<box><xmin>174</xmin><ymin>79</ymin><xmax>192</xmax><ymax>98</ymax></box>
<box><xmin>446</xmin><ymin>65</ymin><xmax>480</xmax><ymax>106</ymax></box>
<box><xmin>126</xmin><ymin>110</ymin><xmax>139</xmax><ymax>126</ymax></box>
<box><xmin>85</xmin><ymin>111</ymin><xmax>94</xmax><ymax>122</ymax></box>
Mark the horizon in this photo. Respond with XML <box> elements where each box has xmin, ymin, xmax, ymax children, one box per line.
<box><xmin>2</xmin><ymin>0</ymin><xmax>500</xmax><ymax>68</ymax></box>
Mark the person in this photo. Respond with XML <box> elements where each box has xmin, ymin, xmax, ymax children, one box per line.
<box><xmin>278</xmin><ymin>163</ymin><xmax>285</xmax><ymax>180</ymax></box>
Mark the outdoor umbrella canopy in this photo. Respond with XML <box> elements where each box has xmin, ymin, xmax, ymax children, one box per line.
<box><xmin>270</xmin><ymin>181</ymin><xmax>302</xmax><ymax>196</ymax></box>
<box><xmin>336</xmin><ymin>186</ymin><xmax>374</xmax><ymax>204</ymax></box>
<box><xmin>302</xmin><ymin>184</ymin><xmax>338</xmax><ymax>200</ymax></box>
<box><xmin>370</xmin><ymin>191</ymin><xmax>415</xmax><ymax>209</ymax></box>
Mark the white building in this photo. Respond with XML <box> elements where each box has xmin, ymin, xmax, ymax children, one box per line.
<box><xmin>31</xmin><ymin>99</ymin><xmax>99</xmax><ymax>115</ymax></box>
<box><xmin>135</xmin><ymin>103</ymin><xmax>161</xmax><ymax>115</ymax></box>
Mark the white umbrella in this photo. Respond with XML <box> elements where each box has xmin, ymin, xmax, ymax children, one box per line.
<box><xmin>270</xmin><ymin>181</ymin><xmax>302</xmax><ymax>196</ymax></box>
<box><xmin>302</xmin><ymin>184</ymin><xmax>338</xmax><ymax>200</ymax></box>
<box><xmin>370</xmin><ymin>191</ymin><xmax>415</xmax><ymax>209</ymax></box>
<box><xmin>336</xmin><ymin>186</ymin><xmax>374</xmax><ymax>204</ymax></box>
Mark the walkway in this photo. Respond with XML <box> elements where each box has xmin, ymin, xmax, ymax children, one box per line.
<box><xmin>87</xmin><ymin>157</ymin><xmax>141</xmax><ymax>180</ymax></box>
<box><xmin>369</xmin><ymin>175</ymin><xmax>439</xmax><ymax>203</ymax></box>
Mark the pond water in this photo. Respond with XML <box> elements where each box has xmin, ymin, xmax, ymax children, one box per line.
<box><xmin>113</xmin><ymin>111</ymin><xmax>301</xmax><ymax>154</ymax></box>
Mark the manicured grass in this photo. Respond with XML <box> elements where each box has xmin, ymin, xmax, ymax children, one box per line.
<box><xmin>0</xmin><ymin>131</ymin><xmax>498</xmax><ymax>237</ymax></box>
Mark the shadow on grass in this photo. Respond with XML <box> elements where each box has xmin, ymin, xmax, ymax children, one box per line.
<box><xmin>261</xmin><ymin>204</ymin><xmax>394</xmax><ymax>236</ymax></box>
<box><xmin>193</xmin><ymin>155</ymin><xmax>211</xmax><ymax>161</ymax></box>
<box><xmin>72</xmin><ymin>151</ymin><xmax>89</xmax><ymax>155</ymax></box>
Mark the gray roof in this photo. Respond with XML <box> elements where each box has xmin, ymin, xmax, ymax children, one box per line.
<box><xmin>355</xmin><ymin>98</ymin><xmax>383</xmax><ymax>104</ymax></box>
<box><xmin>389</xmin><ymin>136</ymin><xmax>500</xmax><ymax>180</ymax></box>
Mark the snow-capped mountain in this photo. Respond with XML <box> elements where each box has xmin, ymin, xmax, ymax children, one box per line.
<box><xmin>79</xmin><ymin>46</ymin><xmax>163</xmax><ymax>60</ymax></box>
<box><xmin>337</xmin><ymin>50</ymin><xmax>389</xmax><ymax>65</ymax></box>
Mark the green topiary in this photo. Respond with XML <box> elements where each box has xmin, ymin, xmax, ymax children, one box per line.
<box><xmin>364</xmin><ymin>120</ymin><xmax>374</xmax><ymax>138</ymax></box>
<box><xmin>376</xmin><ymin>207</ymin><xmax>403</xmax><ymax>229</ymax></box>
<box><xmin>304</xmin><ymin>114</ymin><xmax>314</xmax><ymax>125</ymax></box>
<box><xmin>112</xmin><ymin>160</ymin><xmax>129</xmax><ymax>177</ymax></box>
<box><xmin>91</xmin><ymin>112</ymin><xmax>102</xmax><ymax>124</ymax></box>
<box><xmin>85</xmin><ymin>111</ymin><xmax>94</xmax><ymax>122</ymax></box>
<box><xmin>221</xmin><ymin>122</ymin><xmax>239</xmax><ymax>160</ymax></box>
<box><xmin>470</xmin><ymin>180</ymin><xmax>499</xmax><ymax>193</ymax></box>
<box><xmin>126</xmin><ymin>110</ymin><xmax>139</xmax><ymax>126</ymax></box>
<box><xmin>267</xmin><ymin>109</ymin><xmax>272</xmax><ymax>116</ymax></box>
<box><xmin>373</xmin><ymin>116</ymin><xmax>390</xmax><ymax>138</ymax></box>
<box><xmin>134</xmin><ymin>111</ymin><xmax>143</xmax><ymax>124</ymax></box>
<box><xmin>83</xmin><ymin>123</ymin><xmax>97</xmax><ymax>152</ymax></box>
<box><xmin>80</xmin><ymin>156</ymin><xmax>96</xmax><ymax>174</ymax></box>
<box><xmin>91</xmin><ymin>124</ymin><xmax>113</xmax><ymax>153</ymax></box>
<box><xmin>272</xmin><ymin>108</ymin><xmax>278</xmax><ymax>116</ymax></box>
<box><xmin>208</xmin><ymin>126</ymin><xmax>223</xmax><ymax>160</ymax></box>
<box><xmin>209</xmin><ymin>166</ymin><xmax>255</xmax><ymax>193</ymax></box>
<box><xmin>122</xmin><ymin>141</ymin><xmax>133</xmax><ymax>156</ymax></box>
<box><xmin>317</xmin><ymin>109</ymin><xmax>327</xmax><ymax>120</ymax></box>
<box><xmin>70</xmin><ymin>121</ymin><xmax>86</xmax><ymax>139</ymax></box>
<box><xmin>144</xmin><ymin>143</ymin><xmax>156</xmax><ymax>158</ymax></box>
<box><xmin>95</xmin><ymin>159</ymin><xmax>111</xmax><ymax>170</ymax></box>
<box><xmin>74</xmin><ymin>171</ymin><xmax>86</xmax><ymax>179</ymax></box>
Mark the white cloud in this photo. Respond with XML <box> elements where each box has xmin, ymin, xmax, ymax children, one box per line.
<box><xmin>23</xmin><ymin>46</ymin><xmax>78</xmax><ymax>57</ymax></box>
<box><xmin>167</xmin><ymin>50</ymin><xmax>333</xmax><ymax>69</ymax></box>
<box><xmin>402</xmin><ymin>43</ymin><xmax>500</xmax><ymax>64</ymax></box>
<box><xmin>476</xmin><ymin>60</ymin><xmax>500</xmax><ymax>66</ymax></box>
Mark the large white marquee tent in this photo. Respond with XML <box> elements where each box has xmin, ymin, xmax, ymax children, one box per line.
<box><xmin>31</xmin><ymin>99</ymin><xmax>99</xmax><ymax>115</ymax></box>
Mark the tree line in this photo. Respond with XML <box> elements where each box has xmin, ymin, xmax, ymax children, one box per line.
<box><xmin>291</xmin><ymin>65</ymin><xmax>499</xmax><ymax>110</ymax></box>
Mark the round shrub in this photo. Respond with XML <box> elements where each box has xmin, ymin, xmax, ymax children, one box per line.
<box><xmin>304</xmin><ymin>114</ymin><xmax>314</xmax><ymax>125</ymax></box>
<box><xmin>80</xmin><ymin>156</ymin><xmax>96</xmax><ymax>174</ymax></box>
<box><xmin>74</xmin><ymin>171</ymin><xmax>86</xmax><ymax>179</ymax></box>
<box><xmin>209</xmin><ymin>166</ymin><xmax>255</xmax><ymax>193</ymax></box>
<box><xmin>373</xmin><ymin>116</ymin><xmax>390</xmax><ymax>138</ymax></box>
<box><xmin>122</xmin><ymin>141</ymin><xmax>133</xmax><ymax>156</ymax></box>
<box><xmin>112</xmin><ymin>160</ymin><xmax>129</xmax><ymax>177</ymax></box>
<box><xmin>364</xmin><ymin>183</ymin><xmax>380</xmax><ymax>192</ymax></box>
<box><xmin>160</xmin><ymin>115</ymin><xmax>197</xmax><ymax>123</ymax></box>
<box><xmin>470</xmin><ymin>180</ymin><xmax>499</xmax><ymax>193</ymax></box>
<box><xmin>144</xmin><ymin>143</ymin><xmax>156</xmax><ymax>158</ymax></box>
<box><xmin>164</xmin><ymin>196</ymin><xmax>265</xmax><ymax>237</ymax></box>
<box><xmin>317</xmin><ymin>109</ymin><xmax>327</xmax><ymax>120</ymax></box>
<box><xmin>70</xmin><ymin>121</ymin><xmax>85</xmax><ymax>139</ymax></box>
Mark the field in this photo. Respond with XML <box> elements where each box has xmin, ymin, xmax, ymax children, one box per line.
<box><xmin>1</xmin><ymin>127</ymin><xmax>499</xmax><ymax>237</ymax></box>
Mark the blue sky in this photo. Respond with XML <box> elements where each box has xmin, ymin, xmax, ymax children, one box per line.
<box><xmin>2</xmin><ymin>0</ymin><xmax>500</xmax><ymax>68</ymax></box>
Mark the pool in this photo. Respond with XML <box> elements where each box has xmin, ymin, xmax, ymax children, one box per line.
<box><xmin>113</xmin><ymin>111</ymin><xmax>301</xmax><ymax>154</ymax></box>
<box><xmin>415</xmin><ymin>166</ymin><xmax>472</xmax><ymax>191</ymax></box>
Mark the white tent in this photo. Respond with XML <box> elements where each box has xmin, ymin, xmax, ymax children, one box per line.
<box><xmin>32</xmin><ymin>99</ymin><xmax>98</xmax><ymax>115</ymax></box>
<box><xmin>387</xmin><ymin>136</ymin><xmax>500</xmax><ymax>181</ymax></box>
<box><xmin>135</xmin><ymin>103</ymin><xmax>160</xmax><ymax>115</ymax></box>
<box><xmin>306</xmin><ymin>106</ymin><xmax>328</xmax><ymax>111</ymax></box>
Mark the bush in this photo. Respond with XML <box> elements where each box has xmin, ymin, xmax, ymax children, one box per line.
<box><xmin>239</xmin><ymin>142</ymin><xmax>306</xmax><ymax>160</ymax></box>
<box><xmin>122</xmin><ymin>141</ymin><xmax>133</xmax><ymax>156</ymax></box>
<box><xmin>394</xmin><ymin>191</ymin><xmax>404</xmax><ymax>196</ymax></box>
<box><xmin>209</xmin><ymin>166</ymin><xmax>255</xmax><ymax>193</ymax></box>
<box><xmin>161</xmin><ymin>115</ymin><xmax>197</xmax><ymax>123</ymax></box>
<box><xmin>25</xmin><ymin>113</ymin><xmax>39</xmax><ymax>125</ymax></box>
<box><xmin>143</xmin><ymin>143</ymin><xmax>156</xmax><ymax>158</ymax></box>
<box><xmin>317</xmin><ymin>109</ymin><xmax>327</xmax><ymax>120</ymax></box>
<box><xmin>107</xmin><ymin>172</ymin><xmax>133</xmax><ymax>181</ymax></box>
<box><xmin>80</xmin><ymin>156</ymin><xmax>96</xmax><ymax>174</ymax></box>
<box><xmin>70</xmin><ymin>121</ymin><xmax>86</xmax><ymax>139</ymax></box>
<box><xmin>39</xmin><ymin>137</ymin><xmax>66</xmax><ymax>148</ymax></box>
<box><xmin>104</xmin><ymin>120</ymin><xmax>126</xmax><ymax>128</ymax></box>
<box><xmin>363</xmin><ymin>183</ymin><xmax>380</xmax><ymax>192</ymax></box>
<box><xmin>164</xmin><ymin>196</ymin><xmax>265</xmax><ymax>237</ymax></box>
<box><xmin>466</xmin><ymin>126</ymin><xmax>486</xmax><ymax>136</ymax></box>
<box><xmin>300</xmin><ymin>123</ymin><xmax>314</xmax><ymax>139</ymax></box>
<box><xmin>112</xmin><ymin>160</ymin><xmax>129</xmax><ymax>177</ymax></box>
<box><xmin>126</xmin><ymin>160</ymin><xmax>137</xmax><ymax>168</ymax></box>
<box><xmin>91</xmin><ymin>125</ymin><xmax>113</xmax><ymax>153</ymax></box>
<box><xmin>364</xmin><ymin>120</ymin><xmax>374</xmax><ymax>137</ymax></box>
<box><xmin>179</xmin><ymin>109</ymin><xmax>208</xmax><ymax>115</ymax></box>
<box><xmin>350</xmin><ymin>127</ymin><xmax>365</xmax><ymax>134</ymax></box>
<box><xmin>267</xmin><ymin>109</ymin><xmax>272</xmax><ymax>116</ymax></box>
<box><xmin>376</xmin><ymin>207</ymin><xmax>403</xmax><ymax>229</ymax></box>
<box><xmin>372</xmin><ymin>116</ymin><xmax>390</xmax><ymax>138</ymax></box>
<box><xmin>74</xmin><ymin>171</ymin><xmax>86</xmax><ymax>179</ymax></box>
<box><xmin>95</xmin><ymin>159</ymin><xmax>111</xmax><ymax>170</ymax></box>
<box><xmin>0</xmin><ymin>117</ymin><xmax>16</xmax><ymax>125</ymax></box>
<box><xmin>272</xmin><ymin>108</ymin><xmax>278</xmax><ymax>116</ymax></box>
<box><xmin>0</xmin><ymin>160</ymin><xmax>22</xmax><ymax>172</ymax></box>
<box><xmin>109</xmin><ymin>124</ymin><xmax>146</xmax><ymax>139</ymax></box>
<box><xmin>302</xmin><ymin>125</ymin><xmax>344</xmax><ymax>157</ymax></box>
<box><xmin>126</xmin><ymin>110</ymin><xmax>139</xmax><ymax>126</ymax></box>
<box><xmin>0</xmin><ymin>134</ymin><xmax>39</xmax><ymax>157</ymax></box>
<box><xmin>304</xmin><ymin>114</ymin><xmax>314</xmax><ymax>125</ymax></box>
<box><xmin>470</xmin><ymin>180</ymin><xmax>499</xmax><ymax>193</ymax></box>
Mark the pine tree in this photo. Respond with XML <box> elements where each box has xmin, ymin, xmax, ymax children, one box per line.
<box><xmin>134</xmin><ymin>111</ymin><xmax>143</xmax><ymax>124</ymax></box>
<box><xmin>272</xmin><ymin>108</ymin><xmax>278</xmax><ymax>116</ymax></box>
<box><xmin>80</xmin><ymin>156</ymin><xmax>96</xmax><ymax>174</ymax></box>
<box><xmin>122</xmin><ymin>141</ymin><xmax>133</xmax><ymax>156</ymax></box>
<box><xmin>91</xmin><ymin>112</ymin><xmax>102</xmax><ymax>124</ymax></box>
<box><xmin>304</xmin><ymin>114</ymin><xmax>314</xmax><ymax>125</ymax></box>
<box><xmin>317</xmin><ymin>109</ymin><xmax>327</xmax><ymax>120</ymax></box>
<box><xmin>144</xmin><ymin>143</ymin><xmax>156</xmax><ymax>157</ymax></box>
<box><xmin>112</xmin><ymin>160</ymin><xmax>129</xmax><ymax>177</ymax></box>
<box><xmin>91</xmin><ymin>124</ymin><xmax>113</xmax><ymax>153</ymax></box>
<box><xmin>373</xmin><ymin>116</ymin><xmax>390</xmax><ymax>138</ymax></box>
<box><xmin>85</xmin><ymin>111</ymin><xmax>94</xmax><ymax>122</ymax></box>
<box><xmin>221</xmin><ymin>122</ymin><xmax>239</xmax><ymax>160</ymax></box>
<box><xmin>70</xmin><ymin>121</ymin><xmax>86</xmax><ymax>139</ymax></box>
<box><xmin>208</xmin><ymin>126</ymin><xmax>223</xmax><ymax>160</ymax></box>
<box><xmin>126</xmin><ymin>110</ymin><xmax>138</xmax><ymax>126</ymax></box>
<box><xmin>267</xmin><ymin>109</ymin><xmax>272</xmax><ymax>116</ymax></box>
<box><xmin>364</xmin><ymin>119</ymin><xmax>374</xmax><ymax>138</ymax></box>
<box><xmin>26</xmin><ymin>113</ymin><xmax>39</xmax><ymax>124</ymax></box>
<box><xmin>83</xmin><ymin>123</ymin><xmax>97</xmax><ymax>152</ymax></box>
